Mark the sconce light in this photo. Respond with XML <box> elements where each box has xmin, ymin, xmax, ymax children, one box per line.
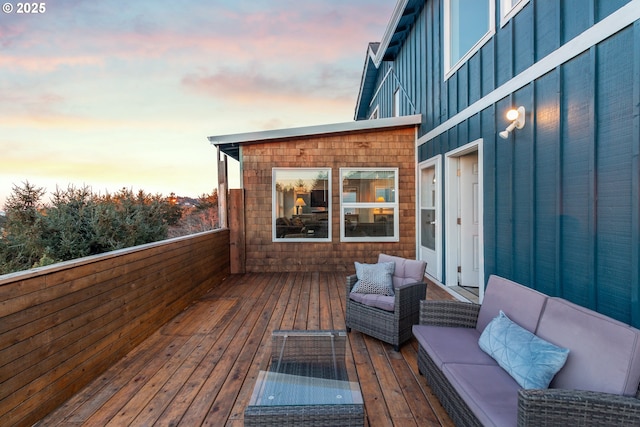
<box><xmin>499</xmin><ymin>106</ymin><xmax>526</xmax><ymax>139</ymax></box>
<box><xmin>294</xmin><ymin>197</ymin><xmax>306</xmax><ymax>215</ymax></box>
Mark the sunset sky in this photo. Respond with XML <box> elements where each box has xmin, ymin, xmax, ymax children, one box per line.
<box><xmin>0</xmin><ymin>0</ymin><xmax>394</xmax><ymax>208</ymax></box>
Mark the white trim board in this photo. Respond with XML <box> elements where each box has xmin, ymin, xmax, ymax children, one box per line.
<box><xmin>374</xmin><ymin>0</ymin><xmax>410</xmax><ymax>67</ymax></box>
<box><xmin>209</xmin><ymin>114</ymin><xmax>422</xmax><ymax>146</ymax></box>
<box><xmin>417</xmin><ymin>0</ymin><xmax>640</xmax><ymax>147</ymax></box>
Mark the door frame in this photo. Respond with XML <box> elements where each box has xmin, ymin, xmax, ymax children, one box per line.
<box><xmin>417</xmin><ymin>155</ymin><xmax>442</xmax><ymax>281</ymax></box>
<box><xmin>444</xmin><ymin>139</ymin><xmax>485</xmax><ymax>302</ymax></box>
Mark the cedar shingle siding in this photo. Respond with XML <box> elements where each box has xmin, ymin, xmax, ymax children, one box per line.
<box><xmin>240</xmin><ymin>126</ymin><xmax>417</xmax><ymax>273</ymax></box>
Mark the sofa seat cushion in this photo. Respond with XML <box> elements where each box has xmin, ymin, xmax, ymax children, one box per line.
<box><xmin>349</xmin><ymin>292</ymin><xmax>395</xmax><ymax>312</ymax></box>
<box><xmin>442</xmin><ymin>363</ymin><xmax>520</xmax><ymax>427</ymax></box>
<box><xmin>537</xmin><ymin>297</ymin><xmax>640</xmax><ymax>396</ymax></box>
<box><xmin>413</xmin><ymin>324</ymin><xmax>496</xmax><ymax>369</ymax></box>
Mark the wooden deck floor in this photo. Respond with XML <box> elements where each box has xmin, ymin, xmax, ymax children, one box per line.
<box><xmin>36</xmin><ymin>272</ymin><xmax>455</xmax><ymax>426</ymax></box>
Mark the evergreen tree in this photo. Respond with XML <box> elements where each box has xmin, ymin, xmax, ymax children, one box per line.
<box><xmin>0</xmin><ymin>183</ymin><xmax>172</xmax><ymax>275</ymax></box>
<box><xmin>0</xmin><ymin>182</ymin><xmax>47</xmax><ymax>272</ymax></box>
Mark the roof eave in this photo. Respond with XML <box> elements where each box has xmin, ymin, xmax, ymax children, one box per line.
<box><xmin>374</xmin><ymin>0</ymin><xmax>410</xmax><ymax>66</ymax></box>
<box><xmin>353</xmin><ymin>43</ymin><xmax>380</xmax><ymax>120</ymax></box>
<box><xmin>209</xmin><ymin>114</ymin><xmax>422</xmax><ymax>161</ymax></box>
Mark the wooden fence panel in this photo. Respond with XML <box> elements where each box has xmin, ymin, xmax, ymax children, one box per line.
<box><xmin>0</xmin><ymin>230</ymin><xmax>230</xmax><ymax>427</ymax></box>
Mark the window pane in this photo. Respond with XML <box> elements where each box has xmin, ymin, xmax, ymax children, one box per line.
<box><xmin>341</xmin><ymin>170</ymin><xmax>396</xmax><ymax>203</ymax></box>
<box><xmin>344</xmin><ymin>208</ymin><xmax>395</xmax><ymax>238</ymax></box>
<box><xmin>421</xmin><ymin>209</ymin><xmax>436</xmax><ymax>250</ymax></box>
<box><xmin>450</xmin><ymin>0</ymin><xmax>490</xmax><ymax>65</ymax></box>
<box><xmin>274</xmin><ymin>169</ymin><xmax>330</xmax><ymax>240</ymax></box>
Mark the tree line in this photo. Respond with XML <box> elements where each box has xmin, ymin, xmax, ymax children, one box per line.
<box><xmin>0</xmin><ymin>182</ymin><xmax>218</xmax><ymax>275</ymax></box>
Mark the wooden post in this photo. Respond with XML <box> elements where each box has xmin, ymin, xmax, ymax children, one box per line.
<box><xmin>229</xmin><ymin>188</ymin><xmax>246</xmax><ymax>274</ymax></box>
<box><xmin>217</xmin><ymin>147</ymin><xmax>228</xmax><ymax>229</ymax></box>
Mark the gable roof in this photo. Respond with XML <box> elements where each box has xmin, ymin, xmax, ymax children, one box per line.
<box><xmin>209</xmin><ymin>114</ymin><xmax>422</xmax><ymax>161</ymax></box>
<box><xmin>354</xmin><ymin>0</ymin><xmax>424</xmax><ymax>120</ymax></box>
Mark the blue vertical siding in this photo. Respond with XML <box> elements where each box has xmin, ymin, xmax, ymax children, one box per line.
<box><xmin>560</xmin><ymin>51</ymin><xmax>596</xmax><ymax>308</ymax></box>
<box><xmin>362</xmin><ymin>0</ymin><xmax>640</xmax><ymax>326</ymax></box>
<box><xmin>561</xmin><ymin>0</ymin><xmax>594</xmax><ymax>44</ymax></box>
<box><xmin>512</xmin><ymin>84</ymin><xmax>534</xmax><ymax>285</ymax></box>
<box><xmin>633</xmin><ymin>21</ymin><xmax>640</xmax><ymax>327</ymax></box>
<box><xmin>496</xmin><ymin>24</ymin><xmax>513</xmax><ymax>85</ymax></box>
<box><xmin>494</xmin><ymin>96</ymin><xmax>514</xmax><ymax>279</ymax></box>
<box><xmin>468</xmin><ymin>53</ymin><xmax>482</xmax><ymax>105</ymax></box>
<box><xmin>512</xmin><ymin>3</ymin><xmax>535</xmax><ymax>75</ymax></box>
<box><xmin>482</xmin><ymin>106</ymin><xmax>498</xmax><ymax>278</ymax></box>
<box><xmin>480</xmin><ymin>38</ymin><xmax>496</xmax><ymax>97</ymax></box>
<box><xmin>597</xmin><ymin>0</ymin><xmax>631</xmax><ymax>21</ymax></box>
<box><xmin>533</xmin><ymin>70</ymin><xmax>561</xmax><ymax>297</ymax></box>
<box><xmin>457</xmin><ymin>64</ymin><xmax>468</xmax><ymax>112</ymax></box>
<box><xmin>595</xmin><ymin>28</ymin><xmax>635</xmax><ymax>321</ymax></box>
<box><xmin>534</xmin><ymin>0</ymin><xmax>560</xmax><ymax>60</ymax></box>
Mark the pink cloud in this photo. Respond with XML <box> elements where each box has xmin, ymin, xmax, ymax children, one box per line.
<box><xmin>0</xmin><ymin>54</ymin><xmax>104</xmax><ymax>73</ymax></box>
<box><xmin>2</xmin><ymin>2</ymin><xmax>391</xmax><ymax>71</ymax></box>
<box><xmin>181</xmin><ymin>64</ymin><xmax>358</xmax><ymax>107</ymax></box>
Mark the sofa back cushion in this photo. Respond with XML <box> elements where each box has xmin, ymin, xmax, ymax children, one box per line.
<box><xmin>378</xmin><ymin>254</ymin><xmax>426</xmax><ymax>288</ymax></box>
<box><xmin>476</xmin><ymin>275</ymin><xmax>548</xmax><ymax>333</ymax></box>
<box><xmin>536</xmin><ymin>298</ymin><xmax>640</xmax><ymax>396</ymax></box>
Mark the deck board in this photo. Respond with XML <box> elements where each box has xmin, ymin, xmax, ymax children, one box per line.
<box><xmin>36</xmin><ymin>272</ymin><xmax>455</xmax><ymax>426</ymax></box>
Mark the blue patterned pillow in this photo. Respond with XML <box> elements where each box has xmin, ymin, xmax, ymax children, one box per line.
<box><xmin>479</xmin><ymin>311</ymin><xmax>569</xmax><ymax>389</ymax></box>
<box><xmin>352</xmin><ymin>262</ymin><xmax>395</xmax><ymax>296</ymax></box>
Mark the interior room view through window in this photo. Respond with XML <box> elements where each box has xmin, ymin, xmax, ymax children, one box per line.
<box><xmin>340</xmin><ymin>168</ymin><xmax>399</xmax><ymax>242</ymax></box>
<box><xmin>272</xmin><ymin>168</ymin><xmax>331</xmax><ymax>241</ymax></box>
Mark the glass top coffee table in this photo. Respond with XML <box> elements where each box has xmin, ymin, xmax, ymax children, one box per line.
<box><xmin>244</xmin><ymin>330</ymin><xmax>364</xmax><ymax>426</ymax></box>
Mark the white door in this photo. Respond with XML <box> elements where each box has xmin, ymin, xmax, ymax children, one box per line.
<box><xmin>445</xmin><ymin>140</ymin><xmax>484</xmax><ymax>300</ymax></box>
<box><xmin>459</xmin><ymin>153</ymin><xmax>479</xmax><ymax>287</ymax></box>
<box><xmin>419</xmin><ymin>158</ymin><xmax>441</xmax><ymax>280</ymax></box>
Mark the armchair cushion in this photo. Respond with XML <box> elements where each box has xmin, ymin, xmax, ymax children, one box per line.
<box><xmin>378</xmin><ymin>254</ymin><xmax>426</xmax><ymax>287</ymax></box>
<box><xmin>348</xmin><ymin>292</ymin><xmax>395</xmax><ymax>312</ymax></box>
<box><xmin>352</xmin><ymin>261</ymin><xmax>395</xmax><ymax>296</ymax></box>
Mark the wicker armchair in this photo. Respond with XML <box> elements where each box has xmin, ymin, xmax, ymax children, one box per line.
<box><xmin>345</xmin><ymin>254</ymin><xmax>426</xmax><ymax>351</ymax></box>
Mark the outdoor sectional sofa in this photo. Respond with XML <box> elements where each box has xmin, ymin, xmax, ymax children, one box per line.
<box><xmin>413</xmin><ymin>275</ymin><xmax>640</xmax><ymax>426</ymax></box>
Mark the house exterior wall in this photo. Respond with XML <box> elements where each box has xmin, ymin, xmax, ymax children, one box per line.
<box><xmin>361</xmin><ymin>0</ymin><xmax>640</xmax><ymax>326</ymax></box>
<box><xmin>240</xmin><ymin>126</ymin><xmax>417</xmax><ymax>273</ymax></box>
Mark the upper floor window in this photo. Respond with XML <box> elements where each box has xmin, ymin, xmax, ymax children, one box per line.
<box><xmin>445</xmin><ymin>0</ymin><xmax>495</xmax><ymax>77</ymax></box>
<box><xmin>500</xmin><ymin>0</ymin><xmax>529</xmax><ymax>27</ymax></box>
<box><xmin>340</xmin><ymin>168</ymin><xmax>399</xmax><ymax>242</ymax></box>
<box><xmin>273</xmin><ymin>168</ymin><xmax>331</xmax><ymax>242</ymax></box>
<box><xmin>393</xmin><ymin>88</ymin><xmax>401</xmax><ymax>117</ymax></box>
<box><xmin>370</xmin><ymin>105</ymin><xmax>379</xmax><ymax>120</ymax></box>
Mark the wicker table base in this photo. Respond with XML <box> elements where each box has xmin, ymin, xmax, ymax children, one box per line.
<box><xmin>244</xmin><ymin>330</ymin><xmax>364</xmax><ymax>426</ymax></box>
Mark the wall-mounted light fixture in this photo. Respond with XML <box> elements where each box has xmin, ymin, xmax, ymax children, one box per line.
<box><xmin>499</xmin><ymin>106</ymin><xmax>526</xmax><ymax>139</ymax></box>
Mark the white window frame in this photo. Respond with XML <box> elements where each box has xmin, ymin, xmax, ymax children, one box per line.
<box><xmin>444</xmin><ymin>0</ymin><xmax>495</xmax><ymax>79</ymax></box>
<box><xmin>500</xmin><ymin>0</ymin><xmax>529</xmax><ymax>27</ymax></box>
<box><xmin>369</xmin><ymin>105</ymin><xmax>379</xmax><ymax>120</ymax></box>
<box><xmin>340</xmin><ymin>168</ymin><xmax>399</xmax><ymax>242</ymax></box>
<box><xmin>272</xmin><ymin>168</ymin><xmax>332</xmax><ymax>242</ymax></box>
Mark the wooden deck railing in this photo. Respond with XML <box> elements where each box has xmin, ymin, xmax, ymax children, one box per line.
<box><xmin>0</xmin><ymin>229</ymin><xmax>230</xmax><ymax>427</ymax></box>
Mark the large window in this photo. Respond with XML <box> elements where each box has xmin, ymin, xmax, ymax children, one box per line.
<box><xmin>445</xmin><ymin>0</ymin><xmax>494</xmax><ymax>76</ymax></box>
<box><xmin>340</xmin><ymin>168</ymin><xmax>399</xmax><ymax>242</ymax></box>
<box><xmin>273</xmin><ymin>168</ymin><xmax>331</xmax><ymax>242</ymax></box>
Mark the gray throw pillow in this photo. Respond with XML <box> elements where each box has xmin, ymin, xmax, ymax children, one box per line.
<box><xmin>352</xmin><ymin>262</ymin><xmax>395</xmax><ymax>296</ymax></box>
